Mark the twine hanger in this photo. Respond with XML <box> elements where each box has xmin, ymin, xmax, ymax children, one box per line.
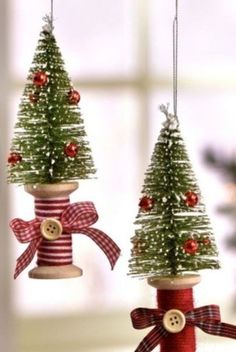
<box><xmin>51</xmin><ymin>0</ymin><xmax>54</xmax><ymax>25</ymax></box>
<box><xmin>173</xmin><ymin>0</ymin><xmax>178</xmax><ymax>117</ymax></box>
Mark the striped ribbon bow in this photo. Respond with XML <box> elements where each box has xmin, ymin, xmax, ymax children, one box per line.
<box><xmin>131</xmin><ymin>305</ymin><xmax>236</xmax><ymax>352</ymax></box>
<box><xmin>10</xmin><ymin>201</ymin><xmax>120</xmax><ymax>279</ymax></box>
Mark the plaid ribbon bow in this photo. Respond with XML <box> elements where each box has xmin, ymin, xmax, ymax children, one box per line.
<box><xmin>131</xmin><ymin>305</ymin><xmax>236</xmax><ymax>352</ymax></box>
<box><xmin>10</xmin><ymin>201</ymin><xmax>120</xmax><ymax>279</ymax></box>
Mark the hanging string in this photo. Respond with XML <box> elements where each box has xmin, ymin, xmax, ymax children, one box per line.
<box><xmin>43</xmin><ymin>1</ymin><xmax>54</xmax><ymax>32</ymax></box>
<box><xmin>173</xmin><ymin>0</ymin><xmax>178</xmax><ymax>117</ymax></box>
<box><xmin>51</xmin><ymin>0</ymin><xmax>54</xmax><ymax>27</ymax></box>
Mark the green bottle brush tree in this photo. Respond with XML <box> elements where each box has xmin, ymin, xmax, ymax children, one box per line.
<box><xmin>129</xmin><ymin>104</ymin><xmax>220</xmax><ymax>279</ymax></box>
<box><xmin>8</xmin><ymin>16</ymin><xmax>95</xmax><ymax>185</ymax></box>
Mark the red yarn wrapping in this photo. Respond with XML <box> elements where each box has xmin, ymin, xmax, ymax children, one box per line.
<box><xmin>35</xmin><ymin>197</ymin><xmax>73</xmax><ymax>266</ymax></box>
<box><xmin>157</xmin><ymin>288</ymin><xmax>196</xmax><ymax>352</ymax></box>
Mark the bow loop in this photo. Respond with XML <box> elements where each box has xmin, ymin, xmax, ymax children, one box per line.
<box><xmin>61</xmin><ymin>202</ymin><xmax>98</xmax><ymax>232</ymax></box>
<box><xmin>131</xmin><ymin>308</ymin><xmax>165</xmax><ymax>330</ymax></box>
<box><xmin>185</xmin><ymin>305</ymin><xmax>220</xmax><ymax>324</ymax></box>
<box><xmin>10</xmin><ymin>218</ymin><xmax>41</xmax><ymax>243</ymax></box>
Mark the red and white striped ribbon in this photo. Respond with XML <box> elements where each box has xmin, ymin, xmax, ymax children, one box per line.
<box><xmin>35</xmin><ymin>197</ymin><xmax>72</xmax><ymax>267</ymax></box>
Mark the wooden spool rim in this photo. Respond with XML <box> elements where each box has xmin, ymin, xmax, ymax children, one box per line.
<box><xmin>28</xmin><ymin>264</ymin><xmax>83</xmax><ymax>279</ymax></box>
<box><xmin>24</xmin><ymin>182</ymin><xmax>79</xmax><ymax>198</ymax></box>
<box><xmin>147</xmin><ymin>274</ymin><xmax>201</xmax><ymax>290</ymax></box>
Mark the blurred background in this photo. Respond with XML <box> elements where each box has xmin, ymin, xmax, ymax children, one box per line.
<box><xmin>1</xmin><ymin>0</ymin><xmax>236</xmax><ymax>351</ymax></box>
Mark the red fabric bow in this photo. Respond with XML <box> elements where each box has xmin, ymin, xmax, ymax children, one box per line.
<box><xmin>131</xmin><ymin>305</ymin><xmax>236</xmax><ymax>352</ymax></box>
<box><xmin>10</xmin><ymin>202</ymin><xmax>120</xmax><ymax>279</ymax></box>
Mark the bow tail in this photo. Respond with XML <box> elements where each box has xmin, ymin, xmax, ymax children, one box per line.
<box><xmin>197</xmin><ymin>321</ymin><xmax>236</xmax><ymax>340</ymax></box>
<box><xmin>14</xmin><ymin>239</ymin><xmax>42</xmax><ymax>279</ymax></box>
<box><xmin>79</xmin><ymin>228</ymin><xmax>120</xmax><ymax>269</ymax></box>
<box><xmin>135</xmin><ymin>326</ymin><xmax>168</xmax><ymax>352</ymax></box>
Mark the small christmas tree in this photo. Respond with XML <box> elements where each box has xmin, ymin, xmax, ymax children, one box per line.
<box><xmin>129</xmin><ymin>104</ymin><xmax>220</xmax><ymax>278</ymax></box>
<box><xmin>129</xmin><ymin>2</ymin><xmax>236</xmax><ymax>350</ymax></box>
<box><xmin>8</xmin><ymin>16</ymin><xmax>95</xmax><ymax>184</ymax></box>
<box><xmin>8</xmin><ymin>16</ymin><xmax>120</xmax><ymax>280</ymax></box>
<box><xmin>129</xmin><ymin>107</ymin><xmax>236</xmax><ymax>352</ymax></box>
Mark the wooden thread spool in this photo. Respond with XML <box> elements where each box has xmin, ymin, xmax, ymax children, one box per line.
<box><xmin>25</xmin><ymin>182</ymin><xmax>83</xmax><ymax>279</ymax></box>
<box><xmin>147</xmin><ymin>274</ymin><xmax>201</xmax><ymax>352</ymax></box>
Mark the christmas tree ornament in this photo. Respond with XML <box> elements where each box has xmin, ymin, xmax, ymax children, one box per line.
<box><xmin>68</xmin><ymin>89</ymin><xmax>80</xmax><ymax>104</ymax></box>
<box><xmin>184</xmin><ymin>191</ymin><xmax>199</xmax><ymax>207</ymax></box>
<box><xmin>202</xmin><ymin>238</ymin><xmax>211</xmax><ymax>246</ymax></box>
<box><xmin>64</xmin><ymin>142</ymin><xmax>79</xmax><ymax>158</ymax></box>
<box><xmin>183</xmin><ymin>239</ymin><xmax>198</xmax><ymax>255</ymax></box>
<box><xmin>129</xmin><ymin>102</ymin><xmax>219</xmax><ymax>279</ymax></box>
<box><xmin>139</xmin><ymin>196</ymin><xmax>155</xmax><ymax>212</ymax></box>
<box><xmin>8</xmin><ymin>12</ymin><xmax>120</xmax><ymax>279</ymax></box>
<box><xmin>131</xmin><ymin>238</ymin><xmax>144</xmax><ymax>256</ymax></box>
<box><xmin>8</xmin><ymin>152</ymin><xmax>22</xmax><ymax>166</ymax></box>
<box><xmin>33</xmin><ymin>71</ymin><xmax>48</xmax><ymax>87</ymax></box>
<box><xmin>129</xmin><ymin>1</ymin><xmax>236</xmax><ymax>351</ymax></box>
<box><xmin>29</xmin><ymin>92</ymin><xmax>39</xmax><ymax>103</ymax></box>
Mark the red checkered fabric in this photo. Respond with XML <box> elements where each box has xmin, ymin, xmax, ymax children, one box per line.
<box><xmin>131</xmin><ymin>305</ymin><xmax>236</xmax><ymax>352</ymax></box>
<box><xmin>10</xmin><ymin>218</ymin><xmax>42</xmax><ymax>279</ymax></box>
<box><xmin>10</xmin><ymin>201</ymin><xmax>120</xmax><ymax>279</ymax></box>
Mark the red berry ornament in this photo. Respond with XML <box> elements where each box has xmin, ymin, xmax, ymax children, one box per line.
<box><xmin>183</xmin><ymin>239</ymin><xmax>199</xmax><ymax>255</ymax></box>
<box><xmin>33</xmin><ymin>71</ymin><xmax>48</xmax><ymax>87</ymax></box>
<box><xmin>8</xmin><ymin>152</ymin><xmax>22</xmax><ymax>166</ymax></box>
<box><xmin>139</xmin><ymin>196</ymin><xmax>155</xmax><ymax>212</ymax></box>
<box><xmin>68</xmin><ymin>89</ymin><xmax>80</xmax><ymax>104</ymax></box>
<box><xmin>184</xmin><ymin>191</ymin><xmax>199</xmax><ymax>207</ymax></box>
<box><xmin>64</xmin><ymin>142</ymin><xmax>79</xmax><ymax>158</ymax></box>
<box><xmin>202</xmin><ymin>238</ymin><xmax>211</xmax><ymax>246</ymax></box>
<box><xmin>132</xmin><ymin>239</ymin><xmax>142</xmax><ymax>256</ymax></box>
<box><xmin>29</xmin><ymin>92</ymin><xmax>39</xmax><ymax>103</ymax></box>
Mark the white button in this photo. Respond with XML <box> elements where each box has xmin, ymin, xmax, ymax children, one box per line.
<box><xmin>163</xmin><ymin>309</ymin><xmax>186</xmax><ymax>333</ymax></box>
<box><xmin>40</xmin><ymin>218</ymin><xmax>63</xmax><ymax>241</ymax></box>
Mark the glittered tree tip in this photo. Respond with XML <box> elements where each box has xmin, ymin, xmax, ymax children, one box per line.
<box><xmin>160</xmin><ymin>103</ymin><xmax>179</xmax><ymax>130</ymax></box>
<box><xmin>42</xmin><ymin>14</ymin><xmax>54</xmax><ymax>34</ymax></box>
<box><xmin>159</xmin><ymin>103</ymin><xmax>170</xmax><ymax>116</ymax></box>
